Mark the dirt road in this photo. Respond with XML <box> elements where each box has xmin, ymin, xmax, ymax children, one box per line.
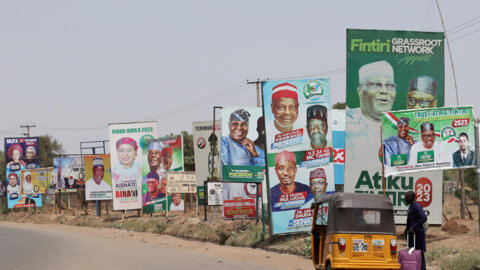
<box><xmin>0</xmin><ymin>222</ymin><xmax>311</xmax><ymax>270</ymax></box>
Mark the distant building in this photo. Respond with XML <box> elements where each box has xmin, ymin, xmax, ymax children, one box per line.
<box><xmin>444</xmin><ymin>180</ymin><xmax>457</xmax><ymax>193</ymax></box>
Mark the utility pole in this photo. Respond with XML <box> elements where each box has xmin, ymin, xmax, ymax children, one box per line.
<box><xmin>20</xmin><ymin>124</ymin><xmax>36</xmax><ymax>137</ymax></box>
<box><xmin>247</xmin><ymin>79</ymin><xmax>268</xmax><ymax>107</ymax></box>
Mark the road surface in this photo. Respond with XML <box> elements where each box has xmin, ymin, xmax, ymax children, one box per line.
<box><xmin>0</xmin><ymin>222</ymin><xmax>311</xmax><ymax>270</ymax></box>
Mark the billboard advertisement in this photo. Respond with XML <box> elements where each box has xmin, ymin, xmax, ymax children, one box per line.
<box><xmin>192</xmin><ymin>121</ymin><xmax>222</xmax><ymax>184</ymax></box>
<box><xmin>222</xmin><ymin>182</ymin><xmax>260</xmax><ymax>219</ymax></box>
<box><xmin>20</xmin><ymin>168</ymin><xmax>52</xmax><ymax>195</ymax></box>
<box><xmin>167</xmin><ymin>171</ymin><xmax>196</xmax><ymax>193</ymax></box>
<box><xmin>5</xmin><ymin>137</ymin><xmax>40</xmax><ymax>180</ymax></box>
<box><xmin>382</xmin><ymin>106</ymin><xmax>475</xmax><ymax>175</ymax></box>
<box><xmin>207</xmin><ymin>182</ymin><xmax>223</xmax><ymax>206</ymax></box>
<box><xmin>84</xmin><ymin>154</ymin><xmax>112</xmax><ymax>200</ymax></box>
<box><xmin>142</xmin><ymin>135</ymin><xmax>183</xmax><ymax>213</ymax></box>
<box><xmin>221</xmin><ymin>107</ymin><xmax>265</xmax><ymax>182</ymax></box>
<box><xmin>52</xmin><ymin>157</ymin><xmax>83</xmax><ymax>191</ymax></box>
<box><xmin>108</xmin><ymin>121</ymin><xmax>158</xmax><ymax>210</ymax></box>
<box><xmin>345</xmin><ymin>29</ymin><xmax>445</xmax><ymax>224</ymax></box>
<box><xmin>262</xmin><ymin>78</ymin><xmax>335</xmax><ymax>235</ymax></box>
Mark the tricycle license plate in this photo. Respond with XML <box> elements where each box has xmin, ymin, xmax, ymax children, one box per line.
<box><xmin>353</xmin><ymin>239</ymin><xmax>368</xmax><ymax>252</ymax></box>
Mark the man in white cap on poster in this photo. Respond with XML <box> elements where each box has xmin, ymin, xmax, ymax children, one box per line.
<box><xmin>221</xmin><ymin>109</ymin><xmax>265</xmax><ymax>166</ymax></box>
<box><xmin>346</xmin><ymin>60</ymin><xmax>397</xmax><ymax>164</ymax></box>
<box><xmin>22</xmin><ymin>171</ymin><xmax>34</xmax><ymax>194</ymax></box>
<box><xmin>85</xmin><ymin>157</ymin><xmax>112</xmax><ymax>198</ymax></box>
<box><xmin>409</xmin><ymin>122</ymin><xmax>450</xmax><ymax>165</ymax></box>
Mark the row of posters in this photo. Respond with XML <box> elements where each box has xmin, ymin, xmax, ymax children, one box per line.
<box><xmin>108</xmin><ymin>122</ymin><xmax>186</xmax><ymax>212</ymax></box>
<box><xmin>262</xmin><ymin>79</ymin><xmax>335</xmax><ymax>234</ymax></box>
<box><xmin>345</xmin><ymin>29</ymin><xmax>445</xmax><ymax>224</ymax></box>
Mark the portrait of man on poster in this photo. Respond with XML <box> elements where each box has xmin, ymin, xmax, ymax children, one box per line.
<box><xmin>406</xmin><ymin>75</ymin><xmax>437</xmax><ymax>109</ymax></box>
<box><xmin>306</xmin><ymin>105</ymin><xmax>328</xmax><ymax>149</ymax></box>
<box><xmin>383</xmin><ymin>117</ymin><xmax>415</xmax><ymax>166</ymax></box>
<box><xmin>221</xmin><ymin>109</ymin><xmax>264</xmax><ymax>166</ymax></box>
<box><xmin>270</xmin><ymin>82</ymin><xmax>299</xmax><ymax>133</ymax></box>
<box><xmin>452</xmin><ymin>132</ymin><xmax>476</xmax><ymax>167</ymax></box>
<box><xmin>270</xmin><ymin>150</ymin><xmax>312</xmax><ymax>212</ymax></box>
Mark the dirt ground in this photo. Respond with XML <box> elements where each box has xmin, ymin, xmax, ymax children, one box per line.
<box><xmin>1</xmin><ymin>194</ymin><xmax>479</xmax><ymax>269</ymax></box>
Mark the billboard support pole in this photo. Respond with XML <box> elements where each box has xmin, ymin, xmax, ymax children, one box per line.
<box><xmin>474</xmin><ymin>124</ymin><xmax>480</xmax><ymax>233</ymax></box>
<box><xmin>255</xmin><ymin>182</ymin><xmax>260</xmax><ymax>224</ymax></box>
<box><xmin>204</xmin><ymin>181</ymin><xmax>207</xmax><ymax>221</ymax></box>
<box><xmin>381</xmin><ymin>126</ymin><xmax>386</xmax><ymax>196</ymax></box>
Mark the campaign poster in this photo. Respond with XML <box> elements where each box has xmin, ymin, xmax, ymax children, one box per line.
<box><xmin>142</xmin><ymin>135</ymin><xmax>183</xmax><ymax>213</ymax></box>
<box><xmin>108</xmin><ymin>121</ymin><xmax>158</xmax><ymax>211</ymax></box>
<box><xmin>192</xmin><ymin>121</ymin><xmax>222</xmax><ymax>185</ymax></box>
<box><xmin>207</xmin><ymin>182</ymin><xmax>223</xmax><ymax>206</ymax></box>
<box><xmin>262</xmin><ymin>78</ymin><xmax>335</xmax><ymax>235</ymax></box>
<box><xmin>167</xmin><ymin>171</ymin><xmax>196</xmax><ymax>193</ymax></box>
<box><xmin>345</xmin><ymin>29</ymin><xmax>445</xmax><ymax>224</ymax></box>
<box><xmin>382</xmin><ymin>106</ymin><xmax>475</xmax><ymax>175</ymax></box>
<box><xmin>20</xmin><ymin>168</ymin><xmax>52</xmax><ymax>195</ymax></box>
<box><xmin>52</xmin><ymin>157</ymin><xmax>83</xmax><ymax>191</ymax></box>
<box><xmin>197</xmin><ymin>186</ymin><xmax>205</xmax><ymax>206</ymax></box>
<box><xmin>222</xmin><ymin>182</ymin><xmax>261</xmax><ymax>219</ymax></box>
<box><xmin>331</xmin><ymin>109</ymin><xmax>345</xmax><ymax>185</ymax></box>
<box><xmin>221</xmin><ymin>107</ymin><xmax>265</xmax><ymax>182</ymax></box>
<box><xmin>5</xmin><ymin>137</ymin><xmax>40</xmax><ymax>181</ymax></box>
<box><xmin>84</xmin><ymin>154</ymin><xmax>112</xmax><ymax>200</ymax></box>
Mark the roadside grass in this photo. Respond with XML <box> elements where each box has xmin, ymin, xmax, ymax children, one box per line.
<box><xmin>427</xmin><ymin>246</ymin><xmax>480</xmax><ymax>270</ymax></box>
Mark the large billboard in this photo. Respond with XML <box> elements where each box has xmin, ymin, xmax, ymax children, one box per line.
<box><xmin>20</xmin><ymin>168</ymin><xmax>52</xmax><ymax>195</ymax></box>
<box><xmin>108</xmin><ymin>121</ymin><xmax>158</xmax><ymax>210</ymax></box>
<box><xmin>221</xmin><ymin>107</ymin><xmax>265</xmax><ymax>182</ymax></box>
<box><xmin>5</xmin><ymin>137</ymin><xmax>40</xmax><ymax>179</ymax></box>
<box><xmin>262</xmin><ymin>78</ymin><xmax>335</xmax><ymax>235</ymax></box>
<box><xmin>345</xmin><ymin>29</ymin><xmax>445</xmax><ymax>224</ymax></box>
<box><xmin>382</xmin><ymin>106</ymin><xmax>475</xmax><ymax>175</ymax></box>
<box><xmin>192</xmin><ymin>121</ymin><xmax>221</xmax><ymax>185</ymax></box>
<box><xmin>52</xmin><ymin>157</ymin><xmax>83</xmax><ymax>191</ymax></box>
<box><xmin>141</xmin><ymin>135</ymin><xmax>184</xmax><ymax>213</ymax></box>
<box><xmin>84</xmin><ymin>154</ymin><xmax>112</xmax><ymax>200</ymax></box>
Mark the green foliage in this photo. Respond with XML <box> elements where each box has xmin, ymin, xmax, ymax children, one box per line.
<box><xmin>442</xmin><ymin>252</ymin><xmax>480</xmax><ymax>270</ymax></box>
<box><xmin>302</xmin><ymin>237</ymin><xmax>312</xmax><ymax>258</ymax></box>
<box><xmin>38</xmin><ymin>135</ymin><xmax>64</xmax><ymax>167</ymax></box>
<box><xmin>454</xmin><ymin>168</ymin><xmax>478</xmax><ymax>204</ymax></box>
<box><xmin>181</xmin><ymin>130</ymin><xmax>195</xmax><ymax>171</ymax></box>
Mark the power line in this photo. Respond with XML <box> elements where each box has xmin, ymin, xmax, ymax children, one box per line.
<box><xmin>447</xmin><ymin>15</ymin><xmax>480</xmax><ymax>33</ymax></box>
<box><xmin>451</xmin><ymin>27</ymin><xmax>480</xmax><ymax>42</ymax></box>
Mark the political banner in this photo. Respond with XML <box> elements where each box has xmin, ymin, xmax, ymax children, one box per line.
<box><xmin>142</xmin><ymin>135</ymin><xmax>183</xmax><ymax>213</ymax></box>
<box><xmin>167</xmin><ymin>171</ymin><xmax>196</xmax><ymax>193</ymax></box>
<box><xmin>108</xmin><ymin>121</ymin><xmax>158</xmax><ymax>211</ymax></box>
<box><xmin>197</xmin><ymin>186</ymin><xmax>205</xmax><ymax>206</ymax></box>
<box><xmin>192</xmin><ymin>121</ymin><xmax>222</xmax><ymax>185</ymax></box>
<box><xmin>221</xmin><ymin>107</ymin><xmax>265</xmax><ymax>182</ymax></box>
<box><xmin>5</xmin><ymin>137</ymin><xmax>40</xmax><ymax>181</ymax></box>
<box><xmin>331</xmin><ymin>109</ymin><xmax>345</xmax><ymax>185</ymax></box>
<box><xmin>207</xmin><ymin>182</ymin><xmax>223</xmax><ymax>206</ymax></box>
<box><xmin>262</xmin><ymin>78</ymin><xmax>335</xmax><ymax>235</ymax></box>
<box><xmin>20</xmin><ymin>168</ymin><xmax>52</xmax><ymax>195</ymax></box>
<box><xmin>382</xmin><ymin>106</ymin><xmax>475</xmax><ymax>175</ymax></box>
<box><xmin>84</xmin><ymin>154</ymin><xmax>112</xmax><ymax>200</ymax></box>
<box><xmin>345</xmin><ymin>29</ymin><xmax>445</xmax><ymax>224</ymax></box>
<box><xmin>52</xmin><ymin>157</ymin><xmax>83</xmax><ymax>191</ymax></box>
<box><xmin>222</xmin><ymin>182</ymin><xmax>260</xmax><ymax>219</ymax></box>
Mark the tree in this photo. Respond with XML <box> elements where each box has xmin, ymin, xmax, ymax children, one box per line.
<box><xmin>333</xmin><ymin>102</ymin><xmax>346</xmax><ymax>109</ymax></box>
<box><xmin>38</xmin><ymin>135</ymin><xmax>64</xmax><ymax>167</ymax></box>
<box><xmin>181</xmin><ymin>130</ymin><xmax>195</xmax><ymax>171</ymax></box>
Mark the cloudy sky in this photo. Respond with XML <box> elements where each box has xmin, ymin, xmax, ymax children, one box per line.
<box><xmin>0</xmin><ymin>0</ymin><xmax>478</xmax><ymax>153</ymax></box>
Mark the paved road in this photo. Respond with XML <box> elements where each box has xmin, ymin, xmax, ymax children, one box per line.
<box><xmin>0</xmin><ymin>222</ymin><xmax>311</xmax><ymax>270</ymax></box>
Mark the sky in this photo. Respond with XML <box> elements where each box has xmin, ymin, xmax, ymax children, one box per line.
<box><xmin>0</xmin><ymin>0</ymin><xmax>479</xmax><ymax>154</ymax></box>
